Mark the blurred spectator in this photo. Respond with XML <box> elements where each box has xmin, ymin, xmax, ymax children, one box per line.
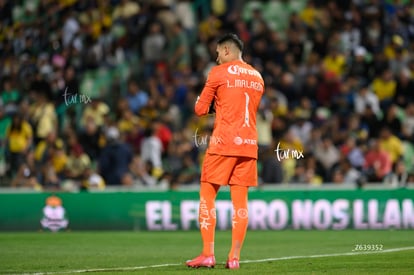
<box><xmin>80</xmin><ymin>167</ymin><xmax>106</xmax><ymax>191</ymax></box>
<box><xmin>10</xmin><ymin>151</ymin><xmax>41</xmax><ymax>190</ymax></box>
<box><xmin>378</xmin><ymin>126</ymin><xmax>403</xmax><ymax>164</ymax></box>
<box><xmin>316</xmin><ymin>70</ymin><xmax>341</xmax><ymax>107</ymax></box>
<box><xmin>78</xmin><ymin>116</ymin><xmax>104</xmax><ymax>161</ymax></box>
<box><xmin>167</xmin><ymin>21</ymin><xmax>191</xmax><ymax>72</ymax></box>
<box><xmin>158</xmin><ymin>96</ymin><xmax>182</xmax><ymax>130</ymax></box>
<box><xmin>333</xmin><ymin>78</ymin><xmax>356</xmax><ymax>115</ymax></box>
<box><xmin>340</xmin><ymin>136</ymin><xmax>365</xmax><ymax>170</ymax></box>
<box><xmin>384</xmin><ymin>159</ymin><xmax>409</xmax><ymax>187</ymax></box>
<box><xmin>401</xmin><ymin>102</ymin><xmax>414</xmax><ymax>140</ymax></box>
<box><xmin>381</xmin><ymin>104</ymin><xmax>402</xmax><ymax>135</ymax></box>
<box><xmin>389</xmin><ymin>46</ymin><xmax>410</xmax><ymax>75</ymax></box>
<box><xmin>117</xmin><ymin>107</ymin><xmax>143</xmax><ymax>153</ymax></box>
<box><xmin>291</xmin><ymin>154</ymin><xmax>324</xmax><ymax>185</ymax></box>
<box><xmin>267</xmin><ymin>88</ymin><xmax>288</xmax><ymax>119</ymax></box>
<box><xmin>98</xmin><ymin>126</ymin><xmax>133</xmax><ymax>186</ymax></box>
<box><xmin>340</xmin><ymin>20</ymin><xmax>361</xmax><ymax>56</ymax></box>
<box><xmin>371</xmin><ymin>68</ymin><xmax>397</xmax><ymax>109</ymax></box>
<box><xmin>58</xmin><ymin>66</ymin><xmax>79</xmax><ymax>129</ymax></box>
<box><xmin>142</xmin><ymin>21</ymin><xmax>167</xmax><ymax>77</ymax></box>
<box><xmin>80</xmin><ymin>98</ymin><xmax>110</xmax><ymax>128</ymax></box>
<box><xmin>342</xmin><ymin>159</ymin><xmax>361</xmax><ymax>185</ymax></box>
<box><xmin>38</xmin><ymin>138</ymin><xmax>67</xmax><ymax>190</ymax></box>
<box><xmin>313</xmin><ymin>135</ymin><xmax>340</xmax><ymax>180</ymax></box>
<box><xmin>344</xmin><ymin>114</ymin><xmax>365</xmax><ymax>140</ymax></box>
<box><xmin>354</xmin><ymin>84</ymin><xmax>381</xmax><ymax>118</ymax></box>
<box><xmin>297</xmin><ymin>56</ymin><xmax>322</xmax><ymax>96</ymax></box>
<box><xmin>311</xmin><ymin>31</ymin><xmax>328</xmax><ymax>58</ymax></box>
<box><xmin>304</xmin><ymin>152</ymin><xmax>327</xmax><ymax>182</ymax></box>
<box><xmin>28</xmin><ymin>81</ymin><xmax>57</xmax><ymax>145</ymax></box>
<box><xmin>0</xmin><ymin>105</ymin><xmax>11</xmax><ymax>160</ymax></box>
<box><xmin>140</xmin><ymin>125</ymin><xmax>163</xmax><ymax>180</ymax></box>
<box><xmin>5</xmin><ymin>113</ymin><xmax>32</xmax><ymax>178</ymax></box>
<box><xmin>331</xmin><ymin>168</ymin><xmax>345</xmax><ymax>184</ymax></box>
<box><xmin>49</xmin><ymin>139</ymin><xmax>68</xmax><ymax>180</ymax></box>
<box><xmin>290</xmin><ymin>106</ymin><xmax>313</xmax><ymax>147</ymax></box>
<box><xmin>34</xmin><ymin>131</ymin><xmax>59</xmax><ymax>169</ymax></box>
<box><xmin>304</xmin><ymin>126</ymin><xmax>322</xmax><ymax>154</ymax></box>
<box><xmin>363</xmin><ymin>138</ymin><xmax>393</xmax><ymax>183</ymax></box>
<box><xmin>304</xmin><ymin>167</ymin><xmax>323</xmax><ymax>185</ymax></box>
<box><xmin>175</xmin><ymin>153</ymin><xmax>199</xmax><ymax>185</ymax></box>
<box><xmin>153</xmin><ymin>118</ymin><xmax>172</xmax><ymax>154</ymax></box>
<box><xmin>198</xmin><ymin>14</ymin><xmax>222</xmax><ymax>42</ymax></box>
<box><xmin>260</xmin><ymin>145</ymin><xmax>283</xmax><ymax>184</ymax></box>
<box><xmin>401</xmin><ymin>138</ymin><xmax>414</xmax><ymax>177</ymax></box>
<box><xmin>348</xmin><ymin>46</ymin><xmax>372</xmax><ymax>82</ymax></box>
<box><xmin>1</xmin><ymin>76</ymin><xmax>21</xmax><ymax>115</ymax></box>
<box><xmin>278</xmin><ymin>129</ymin><xmax>304</xmax><ymax>156</ymax></box>
<box><xmin>322</xmin><ymin>46</ymin><xmax>346</xmax><ymax>78</ymax></box>
<box><xmin>336</xmin><ymin>157</ymin><xmax>361</xmax><ymax>185</ymax></box>
<box><xmin>63</xmin><ymin>137</ymin><xmax>91</xmax><ymax>182</ymax></box>
<box><xmin>112</xmin><ymin>0</ymin><xmax>140</xmax><ymax>21</ymax></box>
<box><xmin>384</xmin><ymin>34</ymin><xmax>408</xmax><ymax>61</ymax></box>
<box><xmin>129</xmin><ymin>155</ymin><xmax>157</xmax><ymax>186</ymax></box>
<box><xmin>360</xmin><ymin>104</ymin><xmax>382</xmax><ymax>138</ymax></box>
<box><xmin>62</xmin><ymin>9</ymin><xmax>80</xmax><ymax>49</ymax></box>
<box><xmin>299</xmin><ymin>0</ymin><xmax>318</xmax><ymax>30</ymax></box>
<box><xmin>256</xmin><ymin>101</ymin><xmax>273</xmax><ymax>155</ymax></box>
<box><xmin>175</xmin><ymin>0</ymin><xmax>196</xmax><ymax>38</ymax></box>
<box><xmin>277</xmin><ymin>128</ymin><xmax>304</xmax><ymax>183</ymax></box>
<box><xmin>125</xmin><ymin>79</ymin><xmax>149</xmax><ymax>115</ymax></box>
<box><xmin>287</xmin><ymin>28</ymin><xmax>305</xmax><ymax>65</ymax></box>
<box><xmin>290</xmin><ymin>162</ymin><xmax>306</xmax><ymax>183</ymax></box>
<box><xmin>139</xmin><ymin>94</ymin><xmax>160</xmax><ymax>120</ymax></box>
<box><xmin>276</xmin><ymin>72</ymin><xmax>299</xmax><ymax>106</ymax></box>
<box><xmin>394</xmin><ymin>68</ymin><xmax>414</xmax><ymax>107</ymax></box>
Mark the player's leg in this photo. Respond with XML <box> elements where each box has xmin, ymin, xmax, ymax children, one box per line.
<box><xmin>199</xmin><ymin>181</ymin><xmax>220</xmax><ymax>256</ymax></box>
<box><xmin>226</xmin><ymin>157</ymin><xmax>257</xmax><ymax>269</ymax></box>
<box><xmin>187</xmin><ymin>153</ymin><xmax>235</xmax><ymax>268</ymax></box>
<box><xmin>227</xmin><ymin>184</ymin><xmax>249</xmax><ymax>267</ymax></box>
<box><xmin>186</xmin><ymin>181</ymin><xmax>220</xmax><ymax>268</ymax></box>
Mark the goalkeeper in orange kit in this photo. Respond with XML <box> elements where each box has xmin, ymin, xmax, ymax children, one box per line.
<box><xmin>186</xmin><ymin>33</ymin><xmax>264</xmax><ymax>269</ymax></box>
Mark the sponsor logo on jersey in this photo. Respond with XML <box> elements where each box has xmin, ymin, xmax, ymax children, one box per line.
<box><xmin>227</xmin><ymin>65</ymin><xmax>262</xmax><ymax>78</ymax></box>
<box><xmin>234</xmin><ymin>136</ymin><xmax>257</xmax><ymax>145</ymax></box>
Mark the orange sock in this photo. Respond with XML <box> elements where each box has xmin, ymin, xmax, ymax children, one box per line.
<box><xmin>228</xmin><ymin>184</ymin><xmax>249</xmax><ymax>260</ymax></box>
<box><xmin>199</xmin><ymin>181</ymin><xmax>220</xmax><ymax>256</ymax></box>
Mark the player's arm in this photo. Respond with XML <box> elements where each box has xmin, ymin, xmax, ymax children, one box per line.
<box><xmin>195</xmin><ymin>68</ymin><xmax>219</xmax><ymax>116</ymax></box>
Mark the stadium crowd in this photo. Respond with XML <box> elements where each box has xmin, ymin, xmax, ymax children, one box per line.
<box><xmin>1</xmin><ymin>0</ymin><xmax>414</xmax><ymax>191</ymax></box>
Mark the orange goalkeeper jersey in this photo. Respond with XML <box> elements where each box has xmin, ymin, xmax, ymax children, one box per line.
<box><xmin>195</xmin><ymin>60</ymin><xmax>264</xmax><ymax>159</ymax></box>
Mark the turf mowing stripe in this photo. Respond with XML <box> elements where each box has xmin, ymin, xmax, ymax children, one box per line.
<box><xmin>10</xmin><ymin>246</ymin><xmax>414</xmax><ymax>275</ymax></box>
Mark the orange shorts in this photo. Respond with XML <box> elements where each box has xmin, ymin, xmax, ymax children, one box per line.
<box><xmin>201</xmin><ymin>153</ymin><xmax>258</xmax><ymax>187</ymax></box>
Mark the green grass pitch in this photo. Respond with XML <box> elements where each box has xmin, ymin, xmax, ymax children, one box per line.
<box><xmin>1</xmin><ymin>230</ymin><xmax>413</xmax><ymax>274</ymax></box>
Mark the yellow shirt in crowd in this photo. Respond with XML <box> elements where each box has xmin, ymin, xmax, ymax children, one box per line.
<box><xmin>380</xmin><ymin>136</ymin><xmax>403</xmax><ymax>163</ymax></box>
<box><xmin>6</xmin><ymin>121</ymin><xmax>32</xmax><ymax>153</ymax></box>
<box><xmin>322</xmin><ymin>54</ymin><xmax>346</xmax><ymax>77</ymax></box>
<box><xmin>371</xmin><ymin>78</ymin><xmax>396</xmax><ymax>101</ymax></box>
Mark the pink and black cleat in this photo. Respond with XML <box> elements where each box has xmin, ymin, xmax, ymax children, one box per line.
<box><xmin>225</xmin><ymin>258</ymin><xmax>240</xmax><ymax>269</ymax></box>
<box><xmin>186</xmin><ymin>255</ymin><xmax>216</xmax><ymax>268</ymax></box>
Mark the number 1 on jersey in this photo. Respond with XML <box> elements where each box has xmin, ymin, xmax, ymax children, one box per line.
<box><xmin>243</xmin><ymin>92</ymin><xmax>250</xmax><ymax>127</ymax></box>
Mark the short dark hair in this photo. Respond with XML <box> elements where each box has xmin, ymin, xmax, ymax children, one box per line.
<box><xmin>217</xmin><ymin>33</ymin><xmax>243</xmax><ymax>51</ymax></box>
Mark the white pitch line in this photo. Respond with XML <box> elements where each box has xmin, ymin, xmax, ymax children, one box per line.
<box><xmin>9</xmin><ymin>246</ymin><xmax>414</xmax><ymax>275</ymax></box>
<box><xmin>240</xmin><ymin>245</ymin><xmax>414</xmax><ymax>263</ymax></box>
<box><xmin>8</xmin><ymin>263</ymin><xmax>183</xmax><ymax>275</ymax></box>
